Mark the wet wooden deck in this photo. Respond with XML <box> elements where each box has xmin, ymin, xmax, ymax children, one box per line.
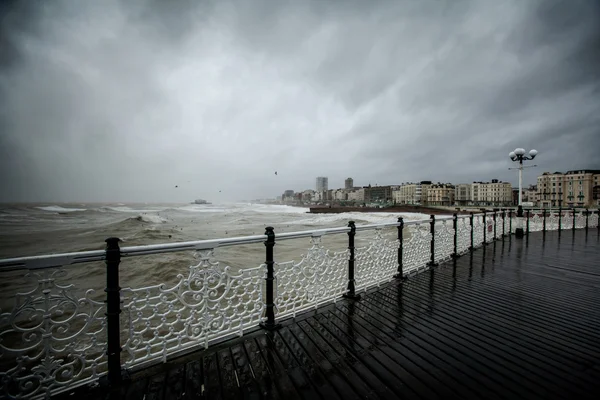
<box><xmin>60</xmin><ymin>229</ymin><xmax>600</xmax><ymax>399</ymax></box>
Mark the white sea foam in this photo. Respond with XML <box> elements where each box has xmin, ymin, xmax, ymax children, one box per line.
<box><xmin>285</xmin><ymin>211</ymin><xmax>431</xmax><ymax>226</ymax></box>
<box><xmin>134</xmin><ymin>214</ymin><xmax>168</xmax><ymax>224</ymax></box>
<box><xmin>36</xmin><ymin>205</ymin><xmax>87</xmax><ymax>213</ymax></box>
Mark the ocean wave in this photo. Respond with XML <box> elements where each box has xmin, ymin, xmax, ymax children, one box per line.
<box><xmin>131</xmin><ymin>214</ymin><xmax>168</xmax><ymax>224</ymax></box>
<box><xmin>36</xmin><ymin>205</ymin><xmax>87</xmax><ymax>213</ymax></box>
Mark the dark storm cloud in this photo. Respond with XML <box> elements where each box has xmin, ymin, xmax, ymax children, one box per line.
<box><xmin>0</xmin><ymin>0</ymin><xmax>599</xmax><ymax>203</ymax></box>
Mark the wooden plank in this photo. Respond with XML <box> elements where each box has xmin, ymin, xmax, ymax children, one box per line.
<box><xmin>312</xmin><ymin>312</ymin><xmax>426</xmax><ymax>399</ymax></box>
<box><xmin>277</xmin><ymin>326</ymin><xmax>342</xmax><ymax>400</ymax></box>
<box><xmin>243</xmin><ymin>338</ymin><xmax>289</xmax><ymax>399</ymax></box>
<box><xmin>217</xmin><ymin>348</ymin><xmax>240</xmax><ymax>400</ymax></box>
<box><xmin>145</xmin><ymin>372</ymin><xmax>167</xmax><ymax>400</ymax></box>
<box><xmin>258</xmin><ymin>332</ymin><xmax>319</xmax><ymax>399</ymax></box>
<box><xmin>296</xmin><ymin>319</ymin><xmax>389</xmax><ymax>399</ymax></box>
<box><xmin>184</xmin><ymin>360</ymin><xmax>203</xmax><ymax>400</ymax></box>
<box><xmin>164</xmin><ymin>364</ymin><xmax>186</xmax><ymax>400</ymax></box>
<box><xmin>203</xmin><ymin>352</ymin><xmax>222</xmax><ymax>400</ymax></box>
<box><xmin>230</xmin><ymin>343</ymin><xmax>261</xmax><ymax>400</ymax></box>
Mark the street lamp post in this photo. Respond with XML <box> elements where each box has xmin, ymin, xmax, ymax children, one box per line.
<box><xmin>509</xmin><ymin>148</ymin><xmax>538</xmax><ymax>238</ymax></box>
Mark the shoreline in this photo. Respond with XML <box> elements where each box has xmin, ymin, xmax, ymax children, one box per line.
<box><xmin>307</xmin><ymin>206</ymin><xmax>473</xmax><ymax>215</ymax></box>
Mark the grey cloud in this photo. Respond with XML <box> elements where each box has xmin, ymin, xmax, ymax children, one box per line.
<box><xmin>0</xmin><ymin>0</ymin><xmax>599</xmax><ymax>203</ymax></box>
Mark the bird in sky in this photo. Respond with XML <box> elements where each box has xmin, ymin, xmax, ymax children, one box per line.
<box><xmin>275</xmin><ymin>171</ymin><xmax>277</xmax><ymax>175</ymax></box>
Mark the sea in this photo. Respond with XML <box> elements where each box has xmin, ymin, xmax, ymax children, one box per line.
<box><xmin>0</xmin><ymin>202</ymin><xmax>429</xmax><ymax>310</ymax></box>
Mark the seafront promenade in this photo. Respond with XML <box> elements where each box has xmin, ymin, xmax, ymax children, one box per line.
<box><xmin>0</xmin><ymin>208</ymin><xmax>598</xmax><ymax>399</ymax></box>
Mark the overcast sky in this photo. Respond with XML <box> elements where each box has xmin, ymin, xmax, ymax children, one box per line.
<box><xmin>1</xmin><ymin>0</ymin><xmax>599</xmax><ymax>203</ymax></box>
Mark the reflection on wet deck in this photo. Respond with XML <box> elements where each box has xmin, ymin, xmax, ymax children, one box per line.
<box><xmin>59</xmin><ymin>229</ymin><xmax>600</xmax><ymax>399</ymax></box>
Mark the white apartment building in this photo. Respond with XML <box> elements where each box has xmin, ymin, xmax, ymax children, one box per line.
<box><xmin>393</xmin><ymin>182</ymin><xmax>432</xmax><ymax>205</ymax></box>
<box><xmin>347</xmin><ymin>188</ymin><xmax>365</xmax><ymax>202</ymax></box>
<box><xmin>471</xmin><ymin>179</ymin><xmax>512</xmax><ymax>206</ymax></box>
<box><xmin>454</xmin><ymin>184</ymin><xmax>472</xmax><ymax>205</ymax></box>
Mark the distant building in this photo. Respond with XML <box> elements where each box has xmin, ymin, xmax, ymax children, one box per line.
<box><xmin>537</xmin><ymin>170</ymin><xmax>600</xmax><ymax>208</ymax></box>
<box><xmin>347</xmin><ymin>188</ymin><xmax>365</xmax><ymax>202</ymax></box>
<box><xmin>427</xmin><ymin>184</ymin><xmax>455</xmax><ymax>206</ymax></box>
<box><xmin>393</xmin><ymin>181</ymin><xmax>432</xmax><ymax>205</ymax></box>
<box><xmin>345</xmin><ymin>178</ymin><xmax>354</xmax><ymax>190</ymax></box>
<box><xmin>316</xmin><ymin>177</ymin><xmax>329</xmax><ymax>192</ymax></box>
<box><xmin>471</xmin><ymin>179</ymin><xmax>512</xmax><ymax>206</ymax></box>
<box><xmin>454</xmin><ymin>184</ymin><xmax>472</xmax><ymax>206</ymax></box>
<box><xmin>364</xmin><ymin>185</ymin><xmax>394</xmax><ymax>203</ymax></box>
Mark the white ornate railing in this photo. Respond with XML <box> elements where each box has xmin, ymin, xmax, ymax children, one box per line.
<box><xmin>1</xmin><ymin>208</ymin><xmax>598</xmax><ymax>399</ymax></box>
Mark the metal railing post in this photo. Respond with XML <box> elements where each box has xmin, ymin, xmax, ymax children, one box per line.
<box><xmin>394</xmin><ymin>218</ymin><xmax>406</xmax><ymax>280</ymax></box>
<box><xmin>572</xmin><ymin>209</ymin><xmax>576</xmax><ymax>231</ymax></box>
<box><xmin>428</xmin><ymin>215</ymin><xmax>438</xmax><ymax>267</ymax></box>
<box><xmin>469</xmin><ymin>212</ymin><xmax>474</xmax><ymax>251</ymax></box>
<box><xmin>558</xmin><ymin>206</ymin><xmax>562</xmax><ymax>231</ymax></box>
<box><xmin>585</xmin><ymin>208</ymin><xmax>589</xmax><ymax>231</ymax></box>
<box><xmin>526</xmin><ymin>209</ymin><xmax>530</xmax><ymax>236</ymax></box>
<box><xmin>260</xmin><ymin>227</ymin><xmax>281</xmax><ymax>330</ymax></box>
<box><xmin>344</xmin><ymin>221</ymin><xmax>361</xmax><ymax>299</ymax></box>
<box><xmin>105</xmin><ymin>237</ymin><xmax>123</xmax><ymax>386</ymax></box>
<box><xmin>451</xmin><ymin>213</ymin><xmax>458</xmax><ymax>258</ymax></box>
<box><xmin>542</xmin><ymin>209</ymin><xmax>546</xmax><ymax>232</ymax></box>
<box><xmin>501</xmin><ymin>209</ymin><xmax>506</xmax><ymax>237</ymax></box>
<box><xmin>493</xmin><ymin>212</ymin><xmax>497</xmax><ymax>240</ymax></box>
<box><xmin>482</xmin><ymin>210</ymin><xmax>487</xmax><ymax>245</ymax></box>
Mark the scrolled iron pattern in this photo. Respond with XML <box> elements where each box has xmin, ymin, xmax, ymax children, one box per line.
<box><xmin>589</xmin><ymin>211</ymin><xmax>599</xmax><ymax>228</ymax></box>
<box><xmin>473</xmin><ymin>215</ymin><xmax>485</xmax><ymax>245</ymax></box>
<box><xmin>529</xmin><ymin>210</ymin><xmax>544</xmax><ymax>232</ymax></box>
<box><xmin>274</xmin><ymin>236</ymin><xmax>348</xmax><ymax>319</ymax></box>
<box><xmin>354</xmin><ymin>228</ymin><xmax>398</xmax><ymax>292</ymax></box>
<box><xmin>575</xmin><ymin>210</ymin><xmax>587</xmax><ymax>229</ymax></box>
<box><xmin>403</xmin><ymin>223</ymin><xmax>432</xmax><ymax>274</ymax></box>
<box><xmin>434</xmin><ymin>219</ymin><xmax>455</xmax><ymax>263</ymax></box>
<box><xmin>0</xmin><ymin>269</ymin><xmax>107</xmax><ymax>399</ymax></box>
<box><xmin>546</xmin><ymin>210</ymin><xmax>559</xmax><ymax>230</ymax></box>
<box><xmin>456</xmin><ymin>217</ymin><xmax>472</xmax><ymax>254</ymax></box>
<box><xmin>120</xmin><ymin>249</ymin><xmax>265</xmax><ymax>367</ymax></box>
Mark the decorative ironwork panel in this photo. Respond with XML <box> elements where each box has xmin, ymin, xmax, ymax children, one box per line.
<box><xmin>274</xmin><ymin>236</ymin><xmax>347</xmax><ymax>319</ymax></box>
<box><xmin>473</xmin><ymin>215</ymin><xmax>485</xmax><ymax>246</ymax></box>
<box><xmin>575</xmin><ymin>211</ymin><xmax>587</xmax><ymax>229</ymax></box>
<box><xmin>403</xmin><ymin>224</ymin><xmax>431</xmax><ymax>274</ymax></box>
<box><xmin>354</xmin><ymin>228</ymin><xmax>398</xmax><ymax>292</ymax></box>
<box><xmin>529</xmin><ymin>211</ymin><xmax>544</xmax><ymax>232</ymax></box>
<box><xmin>589</xmin><ymin>211</ymin><xmax>599</xmax><ymax>228</ymax></box>
<box><xmin>0</xmin><ymin>268</ymin><xmax>107</xmax><ymax>399</ymax></box>
<box><xmin>121</xmin><ymin>249</ymin><xmax>265</xmax><ymax>368</ymax></box>
<box><xmin>497</xmin><ymin>214</ymin><xmax>506</xmax><ymax>237</ymax></box>
<box><xmin>561</xmin><ymin>211</ymin><xmax>573</xmax><ymax>230</ymax></box>
<box><xmin>434</xmin><ymin>220</ymin><xmax>454</xmax><ymax>263</ymax></box>
<box><xmin>456</xmin><ymin>218</ymin><xmax>471</xmax><ymax>255</ymax></box>
<box><xmin>546</xmin><ymin>210</ymin><xmax>559</xmax><ymax>231</ymax></box>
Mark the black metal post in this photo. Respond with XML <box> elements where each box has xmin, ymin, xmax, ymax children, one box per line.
<box><xmin>451</xmin><ymin>213</ymin><xmax>458</xmax><ymax>258</ymax></box>
<box><xmin>428</xmin><ymin>215</ymin><xmax>438</xmax><ymax>267</ymax></box>
<box><xmin>542</xmin><ymin>209</ymin><xmax>546</xmax><ymax>232</ymax></box>
<box><xmin>469</xmin><ymin>212</ymin><xmax>474</xmax><ymax>251</ymax></box>
<box><xmin>526</xmin><ymin>209</ymin><xmax>530</xmax><ymax>236</ymax></box>
<box><xmin>482</xmin><ymin>211</ymin><xmax>487</xmax><ymax>245</ymax></box>
<box><xmin>558</xmin><ymin>206</ymin><xmax>562</xmax><ymax>231</ymax></box>
<box><xmin>585</xmin><ymin>208</ymin><xmax>589</xmax><ymax>231</ymax></box>
<box><xmin>105</xmin><ymin>237</ymin><xmax>123</xmax><ymax>386</ymax></box>
<box><xmin>515</xmin><ymin>205</ymin><xmax>524</xmax><ymax>238</ymax></box>
<box><xmin>344</xmin><ymin>221</ymin><xmax>361</xmax><ymax>299</ymax></box>
<box><xmin>260</xmin><ymin>227</ymin><xmax>281</xmax><ymax>330</ymax></box>
<box><xmin>493</xmin><ymin>212</ymin><xmax>497</xmax><ymax>241</ymax></box>
<box><xmin>501</xmin><ymin>209</ymin><xmax>506</xmax><ymax>237</ymax></box>
<box><xmin>572</xmin><ymin>209</ymin><xmax>576</xmax><ymax>231</ymax></box>
<box><xmin>394</xmin><ymin>218</ymin><xmax>406</xmax><ymax>280</ymax></box>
